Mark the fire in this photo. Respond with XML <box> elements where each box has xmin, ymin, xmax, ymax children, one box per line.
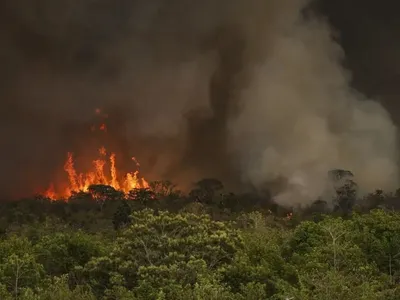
<box><xmin>44</xmin><ymin>148</ymin><xmax>149</xmax><ymax>200</ymax></box>
<box><xmin>90</xmin><ymin>124</ymin><xmax>107</xmax><ymax>132</ymax></box>
<box><xmin>43</xmin><ymin>108</ymin><xmax>149</xmax><ymax>200</ymax></box>
<box><xmin>110</xmin><ymin>153</ymin><xmax>120</xmax><ymax>190</ymax></box>
<box><xmin>99</xmin><ymin>123</ymin><xmax>107</xmax><ymax>132</ymax></box>
<box><xmin>99</xmin><ymin>147</ymin><xmax>106</xmax><ymax>156</ymax></box>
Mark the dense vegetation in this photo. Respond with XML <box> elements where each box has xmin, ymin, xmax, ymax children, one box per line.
<box><xmin>1</xmin><ymin>177</ymin><xmax>400</xmax><ymax>299</ymax></box>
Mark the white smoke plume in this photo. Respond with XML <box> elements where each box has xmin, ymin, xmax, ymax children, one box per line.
<box><xmin>228</xmin><ymin>11</ymin><xmax>399</xmax><ymax>206</ymax></box>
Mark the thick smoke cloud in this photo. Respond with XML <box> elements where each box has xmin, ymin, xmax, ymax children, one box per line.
<box><xmin>228</xmin><ymin>18</ymin><xmax>399</xmax><ymax>205</ymax></box>
<box><xmin>0</xmin><ymin>0</ymin><xmax>398</xmax><ymax>204</ymax></box>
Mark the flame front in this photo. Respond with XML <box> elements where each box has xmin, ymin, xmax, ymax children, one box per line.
<box><xmin>43</xmin><ymin>108</ymin><xmax>149</xmax><ymax>200</ymax></box>
<box><xmin>45</xmin><ymin>147</ymin><xmax>149</xmax><ymax>200</ymax></box>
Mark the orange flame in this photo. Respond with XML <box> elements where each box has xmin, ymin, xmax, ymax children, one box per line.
<box><xmin>99</xmin><ymin>147</ymin><xmax>106</xmax><ymax>156</ymax></box>
<box><xmin>110</xmin><ymin>153</ymin><xmax>120</xmax><ymax>190</ymax></box>
<box><xmin>45</xmin><ymin>184</ymin><xmax>56</xmax><ymax>200</ymax></box>
<box><xmin>44</xmin><ymin>147</ymin><xmax>149</xmax><ymax>200</ymax></box>
<box><xmin>99</xmin><ymin>123</ymin><xmax>107</xmax><ymax>132</ymax></box>
<box><xmin>44</xmin><ymin>109</ymin><xmax>148</xmax><ymax>200</ymax></box>
<box><xmin>64</xmin><ymin>152</ymin><xmax>79</xmax><ymax>192</ymax></box>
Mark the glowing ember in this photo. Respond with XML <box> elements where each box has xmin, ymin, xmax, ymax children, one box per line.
<box><xmin>95</xmin><ymin>108</ymin><xmax>108</xmax><ymax>118</ymax></box>
<box><xmin>99</xmin><ymin>147</ymin><xmax>106</xmax><ymax>156</ymax></box>
<box><xmin>99</xmin><ymin>123</ymin><xmax>107</xmax><ymax>132</ymax></box>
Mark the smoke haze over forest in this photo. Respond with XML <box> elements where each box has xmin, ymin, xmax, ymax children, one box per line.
<box><xmin>1</xmin><ymin>0</ymin><xmax>400</xmax><ymax>205</ymax></box>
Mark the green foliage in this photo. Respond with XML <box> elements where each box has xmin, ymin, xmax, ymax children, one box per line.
<box><xmin>0</xmin><ymin>236</ymin><xmax>44</xmax><ymax>297</ymax></box>
<box><xmin>84</xmin><ymin>209</ymin><xmax>242</xmax><ymax>297</ymax></box>
<box><xmin>19</xmin><ymin>275</ymin><xmax>96</xmax><ymax>300</ymax></box>
<box><xmin>2</xmin><ymin>186</ymin><xmax>400</xmax><ymax>299</ymax></box>
<box><xmin>223</xmin><ymin>212</ymin><xmax>297</xmax><ymax>298</ymax></box>
<box><xmin>351</xmin><ymin>209</ymin><xmax>400</xmax><ymax>283</ymax></box>
<box><xmin>35</xmin><ymin>231</ymin><xmax>104</xmax><ymax>276</ymax></box>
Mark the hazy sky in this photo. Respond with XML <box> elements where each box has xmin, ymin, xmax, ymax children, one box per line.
<box><xmin>0</xmin><ymin>0</ymin><xmax>399</xmax><ymax>201</ymax></box>
<box><xmin>318</xmin><ymin>0</ymin><xmax>400</xmax><ymax>116</ymax></box>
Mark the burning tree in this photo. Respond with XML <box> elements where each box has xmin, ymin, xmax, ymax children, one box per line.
<box><xmin>43</xmin><ymin>108</ymin><xmax>149</xmax><ymax>200</ymax></box>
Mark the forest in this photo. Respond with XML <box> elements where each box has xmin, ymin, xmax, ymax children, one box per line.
<box><xmin>1</xmin><ymin>173</ymin><xmax>400</xmax><ymax>300</ymax></box>
<box><xmin>1</xmin><ymin>0</ymin><xmax>399</xmax><ymax>298</ymax></box>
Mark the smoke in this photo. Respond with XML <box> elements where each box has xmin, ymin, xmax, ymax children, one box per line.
<box><xmin>0</xmin><ymin>0</ymin><xmax>398</xmax><ymax>204</ymax></box>
<box><xmin>228</xmin><ymin>15</ymin><xmax>399</xmax><ymax>206</ymax></box>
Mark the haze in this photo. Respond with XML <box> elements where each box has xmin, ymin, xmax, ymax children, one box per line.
<box><xmin>0</xmin><ymin>0</ymin><xmax>399</xmax><ymax>205</ymax></box>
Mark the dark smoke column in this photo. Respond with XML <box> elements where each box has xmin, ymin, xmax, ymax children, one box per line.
<box><xmin>183</xmin><ymin>27</ymin><xmax>245</xmax><ymax>186</ymax></box>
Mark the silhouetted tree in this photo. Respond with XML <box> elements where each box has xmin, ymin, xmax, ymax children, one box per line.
<box><xmin>88</xmin><ymin>184</ymin><xmax>124</xmax><ymax>211</ymax></box>
<box><xmin>329</xmin><ymin>169</ymin><xmax>357</xmax><ymax>216</ymax></box>
<box><xmin>112</xmin><ymin>201</ymin><xmax>132</xmax><ymax>230</ymax></box>
<box><xmin>189</xmin><ymin>178</ymin><xmax>224</xmax><ymax>205</ymax></box>
<box><xmin>127</xmin><ymin>188</ymin><xmax>156</xmax><ymax>207</ymax></box>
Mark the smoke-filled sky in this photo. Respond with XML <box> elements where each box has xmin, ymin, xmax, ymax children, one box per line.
<box><xmin>1</xmin><ymin>0</ymin><xmax>399</xmax><ymax>204</ymax></box>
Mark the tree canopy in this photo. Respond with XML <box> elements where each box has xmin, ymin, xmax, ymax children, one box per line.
<box><xmin>1</xmin><ymin>177</ymin><xmax>400</xmax><ymax>299</ymax></box>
